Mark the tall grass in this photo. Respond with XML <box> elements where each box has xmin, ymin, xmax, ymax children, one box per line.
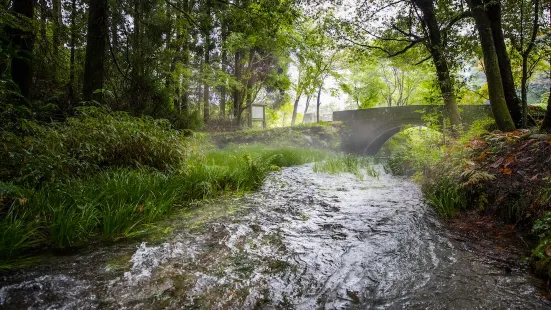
<box><xmin>0</xmin><ymin>144</ymin><xmax>331</xmax><ymax>263</ymax></box>
<box><xmin>422</xmin><ymin>176</ymin><xmax>466</xmax><ymax>217</ymax></box>
<box><xmin>313</xmin><ymin>154</ymin><xmax>379</xmax><ymax>179</ymax></box>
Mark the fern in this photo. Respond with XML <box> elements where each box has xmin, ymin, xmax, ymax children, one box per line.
<box><xmin>460</xmin><ymin>170</ymin><xmax>495</xmax><ymax>188</ymax></box>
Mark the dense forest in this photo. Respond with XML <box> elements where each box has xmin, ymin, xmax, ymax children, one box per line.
<box><xmin>2</xmin><ymin>0</ymin><xmax>551</xmax><ymax>307</ymax></box>
<box><xmin>1</xmin><ymin>0</ymin><xmax>549</xmax><ymax>130</ymax></box>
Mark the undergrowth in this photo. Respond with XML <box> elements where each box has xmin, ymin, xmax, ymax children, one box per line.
<box><xmin>380</xmin><ymin>118</ymin><xmax>496</xmax><ymax>217</ymax></box>
<box><xmin>0</xmin><ymin>107</ymin><xmax>333</xmax><ymax>265</ymax></box>
<box><xmin>382</xmin><ymin>116</ymin><xmax>551</xmax><ymax>280</ymax></box>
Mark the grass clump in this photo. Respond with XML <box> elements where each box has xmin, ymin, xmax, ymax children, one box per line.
<box><xmin>422</xmin><ymin>176</ymin><xmax>466</xmax><ymax>217</ymax></box>
<box><xmin>184</xmin><ymin>145</ymin><xmax>330</xmax><ymax>198</ymax></box>
<box><xmin>313</xmin><ymin>154</ymin><xmax>379</xmax><ymax>179</ymax></box>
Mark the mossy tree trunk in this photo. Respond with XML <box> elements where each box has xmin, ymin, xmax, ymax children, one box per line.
<box><xmin>542</xmin><ymin>80</ymin><xmax>551</xmax><ymax>132</ymax></box>
<box><xmin>540</xmin><ymin>4</ymin><xmax>551</xmax><ymax>132</ymax></box>
<box><xmin>414</xmin><ymin>0</ymin><xmax>462</xmax><ymax>129</ymax></box>
<box><xmin>485</xmin><ymin>0</ymin><xmax>524</xmax><ymax>128</ymax></box>
<box><xmin>82</xmin><ymin>0</ymin><xmax>108</xmax><ymax>102</ymax></box>
<box><xmin>467</xmin><ymin>0</ymin><xmax>516</xmax><ymax>132</ymax></box>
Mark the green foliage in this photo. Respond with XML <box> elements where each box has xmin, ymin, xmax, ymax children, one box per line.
<box><xmin>313</xmin><ymin>154</ymin><xmax>379</xmax><ymax>179</ymax></box>
<box><xmin>532</xmin><ymin>211</ymin><xmax>551</xmax><ymax>278</ymax></box>
<box><xmin>184</xmin><ymin>145</ymin><xmax>329</xmax><ymax>198</ymax></box>
<box><xmin>0</xmin><ymin>123</ymin><xmax>332</xmax><ymax>263</ymax></box>
<box><xmin>211</xmin><ymin>122</ymin><xmax>342</xmax><ymax>150</ymax></box>
<box><xmin>1</xmin><ymin>106</ymin><xmax>189</xmax><ymax>186</ymax></box>
<box><xmin>423</xmin><ymin>176</ymin><xmax>466</xmax><ymax>218</ymax></box>
<box><xmin>380</xmin><ymin>121</ymin><xmax>492</xmax><ymax>216</ymax></box>
<box><xmin>460</xmin><ymin>117</ymin><xmax>497</xmax><ymax>144</ymax></box>
<box><xmin>380</xmin><ymin>126</ymin><xmax>445</xmax><ymax>176</ymax></box>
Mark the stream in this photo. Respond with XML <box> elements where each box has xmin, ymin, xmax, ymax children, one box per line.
<box><xmin>1</xmin><ymin>164</ymin><xmax>549</xmax><ymax>309</ymax></box>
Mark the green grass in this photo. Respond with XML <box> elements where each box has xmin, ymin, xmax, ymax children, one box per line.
<box><xmin>422</xmin><ymin>176</ymin><xmax>466</xmax><ymax>218</ymax></box>
<box><xmin>0</xmin><ymin>144</ymin><xmax>332</xmax><ymax>264</ymax></box>
<box><xmin>313</xmin><ymin>154</ymin><xmax>379</xmax><ymax>179</ymax></box>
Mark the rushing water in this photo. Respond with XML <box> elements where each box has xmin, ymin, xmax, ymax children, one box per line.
<box><xmin>1</xmin><ymin>164</ymin><xmax>549</xmax><ymax>309</ymax></box>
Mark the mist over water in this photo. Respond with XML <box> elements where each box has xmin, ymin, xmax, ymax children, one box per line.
<box><xmin>1</xmin><ymin>164</ymin><xmax>549</xmax><ymax>309</ymax></box>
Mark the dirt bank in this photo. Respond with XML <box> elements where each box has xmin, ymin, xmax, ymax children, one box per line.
<box><xmin>460</xmin><ymin>130</ymin><xmax>551</xmax><ymax>281</ymax></box>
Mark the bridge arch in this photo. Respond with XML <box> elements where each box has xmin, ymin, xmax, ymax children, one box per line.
<box><xmin>363</xmin><ymin>118</ymin><xmax>427</xmax><ymax>155</ymax></box>
<box><xmin>333</xmin><ymin>105</ymin><xmax>493</xmax><ymax>155</ymax></box>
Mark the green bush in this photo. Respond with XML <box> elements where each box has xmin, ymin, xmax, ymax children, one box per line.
<box><xmin>1</xmin><ymin>106</ymin><xmax>189</xmax><ymax>186</ymax></box>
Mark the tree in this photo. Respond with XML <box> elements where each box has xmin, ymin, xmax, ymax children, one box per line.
<box><xmin>540</xmin><ymin>1</ymin><xmax>551</xmax><ymax>132</ymax></box>
<box><xmin>412</xmin><ymin>0</ymin><xmax>462</xmax><ymax>127</ymax></box>
<box><xmin>485</xmin><ymin>0</ymin><xmax>525</xmax><ymax>128</ymax></box>
<box><xmin>10</xmin><ymin>0</ymin><xmax>35</xmax><ymax>99</ymax></box>
<box><xmin>338</xmin><ymin>0</ymin><xmax>464</xmax><ymax>127</ymax></box>
<box><xmin>503</xmin><ymin>0</ymin><xmax>544</xmax><ymax>127</ymax></box>
<box><xmin>467</xmin><ymin>0</ymin><xmax>516</xmax><ymax>131</ymax></box>
<box><xmin>290</xmin><ymin>19</ymin><xmax>331</xmax><ymax>125</ymax></box>
<box><xmin>82</xmin><ymin>0</ymin><xmax>108</xmax><ymax>102</ymax></box>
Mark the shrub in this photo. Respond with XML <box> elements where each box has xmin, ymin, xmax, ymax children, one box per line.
<box><xmin>1</xmin><ymin>106</ymin><xmax>189</xmax><ymax>186</ymax></box>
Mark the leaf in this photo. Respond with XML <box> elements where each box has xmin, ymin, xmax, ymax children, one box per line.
<box><xmin>504</xmin><ymin>154</ymin><xmax>516</xmax><ymax>168</ymax></box>
<box><xmin>500</xmin><ymin>167</ymin><xmax>512</xmax><ymax>175</ymax></box>
<box><xmin>477</xmin><ymin>152</ymin><xmax>487</xmax><ymax>161</ymax></box>
<box><xmin>490</xmin><ymin>157</ymin><xmax>505</xmax><ymax>169</ymax></box>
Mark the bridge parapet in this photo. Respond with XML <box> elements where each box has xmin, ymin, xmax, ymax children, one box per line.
<box><xmin>333</xmin><ymin>105</ymin><xmax>493</xmax><ymax>155</ymax></box>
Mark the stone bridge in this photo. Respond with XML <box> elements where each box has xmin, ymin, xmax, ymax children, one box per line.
<box><xmin>333</xmin><ymin>105</ymin><xmax>493</xmax><ymax>155</ymax></box>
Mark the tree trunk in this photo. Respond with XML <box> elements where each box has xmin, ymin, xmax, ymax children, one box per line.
<box><xmin>203</xmin><ymin>0</ymin><xmax>211</xmax><ymax>123</ymax></box>
<box><xmin>303</xmin><ymin>95</ymin><xmax>311</xmax><ymax>123</ymax></box>
<box><xmin>165</xmin><ymin>5</ymin><xmax>182</xmax><ymax>112</ymax></box>
<box><xmin>203</xmin><ymin>35</ymin><xmax>210</xmax><ymax>122</ymax></box>
<box><xmin>541</xmin><ymin>73</ymin><xmax>551</xmax><ymax>132</ymax></box>
<box><xmin>52</xmin><ymin>0</ymin><xmax>62</xmax><ymax>81</ymax></box>
<box><xmin>82</xmin><ymin>0</ymin><xmax>108</xmax><ymax>102</ymax></box>
<box><xmin>521</xmin><ymin>56</ymin><xmax>529</xmax><ymax>128</ymax></box>
<box><xmin>233</xmin><ymin>50</ymin><xmax>242</xmax><ymax>125</ymax></box>
<box><xmin>316</xmin><ymin>83</ymin><xmax>322</xmax><ymax>123</ymax></box>
<box><xmin>467</xmin><ymin>0</ymin><xmax>515</xmax><ymax>131</ymax></box>
<box><xmin>519</xmin><ymin>0</ymin><xmax>540</xmax><ymax>128</ymax></box>
<box><xmin>540</xmin><ymin>5</ymin><xmax>551</xmax><ymax>132</ymax></box>
<box><xmin>68</xmin><ymin>0</ymin><xmax>77</xmax><ymax>102</ymax></box>
<box><xmin>180</xmin><ymin>0</ymin><xmax>192</xmax><ymax>113</ymax></box>
<box><xmin>414</xmin><ymin>0</ymin><xmax>462</xmax><ymax>128</ymax></box>
<box><xmin>38</xmin><ymin>0</ymin><xmax>46</xmax><ymax>44</ymax></box>
<box><xmin>485</xmin><ymin>0</ymin><xmax>523</xmax><ymax>128</ymax></box>
<box><xmin>181</xmin><ymin>40</ymin><xmax>190</xmax><ymax>112</ymax></box>
<box><xmin>219</xmin><ymin>21</ymin><xmax>228</xmax><ymax>118</ymax></box>
<box><xmin>10</xmin><ymin>0</ymin><xmax>35</xmax><ymax>99</ymax></box>
<box><xmin>291</xmin><ymin>90</ymin><xmax>301</xmax><ymax>126</ymax></box>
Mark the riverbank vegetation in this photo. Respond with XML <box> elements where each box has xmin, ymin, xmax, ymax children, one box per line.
<box><xmin>0</xmin><ymin>107</ymin><xmax>337</xmax><ymax>264</ymax></box>
<box><xmin>380</xmin><ymin>120</ymin><xmax>551</xmax><ymax>279</ymax></box>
